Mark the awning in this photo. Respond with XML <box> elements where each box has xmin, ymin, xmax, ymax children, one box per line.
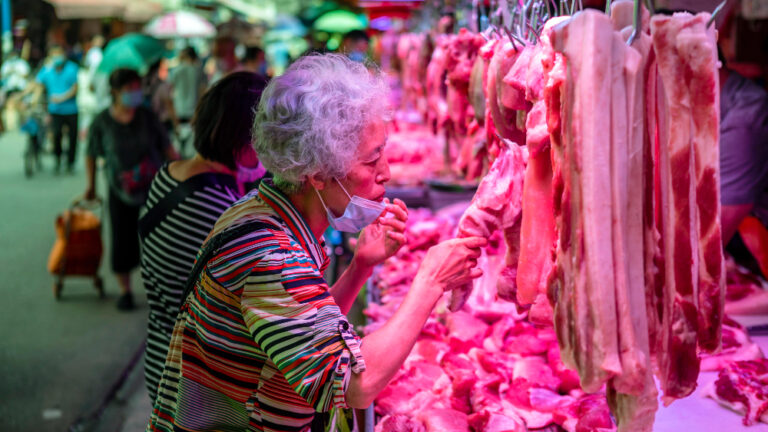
<box><xmin>47</xmin><ymin>0</ymin><xmax>125</xmax><ymax>19</ymax></box>
<box><xmin>46</xmin><ymin>0</ymin><xmax>164</xmax><ymax>21</ymax></box>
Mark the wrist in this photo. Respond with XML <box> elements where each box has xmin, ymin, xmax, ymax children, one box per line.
<box><xmin>349</xmin><ymin>256</ymin><xmax>374</xmax><ymax>278</ymax></box>
<box><xmin>411</xmin><ymin>273</ymin><xmax>444</xmax><ymax>306</ymax></box>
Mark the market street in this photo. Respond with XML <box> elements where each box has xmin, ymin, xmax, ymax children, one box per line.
<box><xmin>0</xmin><ymin>131</ymin><xmax>147</xmax><ymax>431</ymax></box>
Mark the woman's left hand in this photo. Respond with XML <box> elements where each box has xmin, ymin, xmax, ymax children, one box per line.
<box><xmin>352</xmin><ymin>198</ymin><xmax>408</xmax><ymax>269</ymax></box>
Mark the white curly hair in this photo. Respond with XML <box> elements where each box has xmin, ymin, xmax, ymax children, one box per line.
<box><xmin>253</xmin><ymin>53</ymin><xmax>390</xmax><ymax>193</ymax></box>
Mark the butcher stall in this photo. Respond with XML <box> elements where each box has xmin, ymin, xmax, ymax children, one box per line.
<box><xmin>344</xmin><ymin>0</ymin><xmax>768</xmax><ymax>431</ymax></box>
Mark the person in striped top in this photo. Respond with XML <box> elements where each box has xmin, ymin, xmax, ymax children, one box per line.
<box><xmin>139</xmin><ymin>72</ymin><xmax>269</xmax><ymax>402</ymax></box>
<box><xmin>147</xmin><ymin>54</ymin><xmax>486</xmax><ymax>432</ymax></box>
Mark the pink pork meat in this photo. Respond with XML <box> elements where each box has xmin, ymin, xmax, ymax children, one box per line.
<box><xmin>651</xmin><ymin>11</ymin><xmax>722</xmax><ymax>403</ymax></box>
<box><xmin>451</xmin><ymin>143</ymin><xmax>527</xmax><ymax>311</ymax></box>
<box><xmin>551</xmin><ymin>10</ymin><xmax>622</xmax><ymax>393</ymax></box>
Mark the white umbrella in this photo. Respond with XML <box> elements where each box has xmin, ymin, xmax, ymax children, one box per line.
<box><xmin>144</xmin><ymin>10</ymin><xmax>216</xmax><ymax>39</ymax></box>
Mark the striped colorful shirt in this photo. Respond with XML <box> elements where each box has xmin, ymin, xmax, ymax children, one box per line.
<box><xmin>147</xmin><ymin>180</ymin><xmax>366</xmax><ymax>432</ymax></box>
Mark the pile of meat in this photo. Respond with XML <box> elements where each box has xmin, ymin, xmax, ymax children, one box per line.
<box><xmin>383</xmin><ymin>4</ymin><xmax>740</xmax><ymax>431</ymax></box>
<box><xmin>385</xmin><ymin>127</ymin><xmax>445</xmax><ymax>186</ymax></box>
<box><xmin>366</xmin><ymin>207</ymin><xmax>617</xmax><ymax>432</ymax></box>
<box><xmin>704</xmin><ymin>358</ymin><xmax>768</xmax><ymax>426</ymax></box>
<box><xmin>365</xmin><ymin>206</ymin><xmax>764</xmax><ymax>431</ymax></box>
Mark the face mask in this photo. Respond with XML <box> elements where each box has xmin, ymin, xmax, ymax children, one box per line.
<box><xmin>52</xmin><ymin>56</ymin><xmax>65</xmax><ymax>68</ymax></box>
<box><xmin>315</xmin><ymin>179</ymin><xmax>386</xmax><ymax>233</ymax></box>
<box><xmin>120</xmin><ymin>90</ymin><xmax>143</xmax><ymax>108</ymax></box>
<box><xmin>348</xmin><ymin>51</ymin><xmax>366</xmax><ymax>63</ymax></box>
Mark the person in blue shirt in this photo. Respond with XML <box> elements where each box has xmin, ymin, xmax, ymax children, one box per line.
<box><xmin>35</xmin><ymin>45</ymin><xmax>79</xmax><ymax>173</ymax></box>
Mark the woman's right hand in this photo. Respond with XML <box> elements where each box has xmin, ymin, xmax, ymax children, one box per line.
<box><xmin>413</xmin><ymin>236</ymin><xmax>487</xmax><ymax>302</ymax></box>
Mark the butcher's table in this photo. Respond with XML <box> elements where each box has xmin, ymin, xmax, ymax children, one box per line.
<box><xmin>654</xmin><ymin>315</ymin><xmax>768</xmax><ymax>431</ymax></box>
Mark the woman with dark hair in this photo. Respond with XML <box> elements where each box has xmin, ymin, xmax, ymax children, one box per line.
<box><xmin>138</xmin><ymin>71</ymin><xmax>269</xmax><ymax>402</ymax></box>
<box><xmin>84</xmin><ymin>68</ymin><xmax>177</xmax><ymax>311</ymax></box>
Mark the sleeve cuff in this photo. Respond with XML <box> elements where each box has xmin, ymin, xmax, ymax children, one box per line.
<box><xmin>328</xmin><ymin>319</ymin><xmax>366</xmax><ymax>410</ymax></box>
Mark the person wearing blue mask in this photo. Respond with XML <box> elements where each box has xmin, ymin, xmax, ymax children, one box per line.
<box><xmin>342</xmin><ymin>29</ymin><xmax>370</xmax><ymax>64</ymax></box>
<box><xmin>147</xmin><ymin>54</ymin><xmax>486</xmax><ymax>432</ymax></box>
<box><xmin>84</xmin><ymin>68</ymin><xmax>178</xmax><ymax>311</ymax></box>
<box><xmin>34</xmin><ymin>45</ymin><xmax>79</xmax><ymax>173</ymax></box>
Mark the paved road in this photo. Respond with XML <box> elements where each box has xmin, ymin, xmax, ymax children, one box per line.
<box><xmin>0</xmin><ymin>131</ymin><xmax>148</xmax><ymax>431</ymax></box>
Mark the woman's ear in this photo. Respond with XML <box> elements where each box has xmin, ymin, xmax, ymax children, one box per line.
<box><xmin>306</xmin><ymin>173</ymin><xmax>328</xmax><ymax>191</ymax></box>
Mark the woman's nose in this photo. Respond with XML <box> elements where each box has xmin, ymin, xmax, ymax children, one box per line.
<box><xmin>377</xmin><ymin>158</ymin><xmax>391</xmax><ymax>184</ymax></box>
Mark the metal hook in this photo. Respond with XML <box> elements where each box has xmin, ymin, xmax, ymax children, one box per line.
<box><xmin>645</xmin><ymin>0</ymin><xmax>655</xmax><ymax>15</ymax></box>
<box><xmin>707</xmin><ymin>0</ymin><xmax>727</xmax><ymax>28</ymax></box>
<box><xmin>527</xmin><ymin>23</ymin><xmax>542</xmax><ymax>41</ymax></box>
<box><xmin>627</xmin><ymin>0</ymin><xmax>641</xmax><ymax>46</ymax></box>
<box><xmin>503</xmin><ymin>25</ymin><xmax>519</xmax><ymax>50</ymax></box>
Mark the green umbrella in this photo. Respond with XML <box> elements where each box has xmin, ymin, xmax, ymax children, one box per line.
<box><xmin>97</xmin><ymin>33</ymin><xmax>166</xmax><ymax>76</ymax></box>
<box><xmin>312</xmin><ymin>10</ymin><xmax>367</xmax><ymax>34</ymax></box>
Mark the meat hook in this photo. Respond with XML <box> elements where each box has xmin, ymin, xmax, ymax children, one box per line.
<box><xmin>503</xmin><ymin>25</ymin><xmax>520</xmax><ymax>50</ymax></box>
<box><xmin>627</xmin><ymin>0</ymin><xmax>641</xmax><ymax>46</ymax></box>
<box><xmin>645</xmin><ymin>0</ymin><xmax>655</xmax><ymax>15</ymax></box>
<box><xmin>527</xmin><ymin>23</ymin><xmax>542</xmax><ymax>41</ymax></box>
<box><xmin>707</xmin><ymin>0</ymin><xmax>727</xmax><ymax>28</ymax></box>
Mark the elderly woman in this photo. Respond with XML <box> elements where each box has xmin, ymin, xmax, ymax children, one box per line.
<box><xmin>147</xmin><ymin>54</ymin><xmax>485</xmax><ymax>432</ymax></box>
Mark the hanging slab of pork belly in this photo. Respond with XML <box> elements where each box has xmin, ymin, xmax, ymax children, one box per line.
<box><xmin>645</xmin><ymin>47</ymin><xmax>664</xmax><ymax>361</ymax></box>
<box><xmin>606</xmin><ymin>23</ymin><xmax>659</xmax><ymax>432</ymax></box>
<box><xmin>651</xmin><ymin>12</ymin><xmax>703</xmax><ymax>405</ymax></box>
<box><xmin>426</xmin><ymin>36</ymin><xmax>450</xmax><ymax>133</ymax></box>
<box><xmin>609</xmin><ymin>29</ymin><xmax>651</xmax><ymax>397</ymax></box>
<box><xmin>540</xmin><ymin>15</ymin><xmax>570</xmax><ymax>328</ymax></box>
<box><xmin>680</xmin><ymin>19</ymin><xmax>725</xmax><ymax>354</ymax></box>
<box><xmin>516</xmin><ymin>35</ymin><xmax>557</xmax><ymax>310</ymax></box>
<box><xmin>554</xmin><ymin>10</ymin><xmax>622</xmax><ymax>393</ymax></box>
<box><xmin>547</xmin><ymin>16</ymin><xmax>576</xmax><ymax>371</ymax></box>
<box><xmin>516</xmin><ymin>101</ymin><xmax>556</xmax><ymax>307</ymax></box>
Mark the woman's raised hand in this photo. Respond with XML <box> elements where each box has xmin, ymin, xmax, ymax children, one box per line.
<box><xmin>352</xmin><ymin>198</ymin><xmax>409</xmax><ymax>269</ymax></box>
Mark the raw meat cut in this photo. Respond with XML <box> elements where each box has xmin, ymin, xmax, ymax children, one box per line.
<box><xmin>686</xmin><ymin>19</ymin><xmax>725</xmax><ymax>354</ymax></box>
<box><xmin>651</xmin><ymin>11</ymin><xmax>721</xmax><ymax>404</ymax></box>
<box><xmin>417</xmin><ymin>408</ymin><xmax>469</xmax><ymax>432</ymax></box>
<box><xmin>700</xmin><ymin>316</ymin><xmax>764</xmax><ymax>372</ymax></box>
<box><xmin>467</xmin><ymin>409</ymin><xmax>526</xmax><ymax>432</ymax></box>
<box><xmin>605</xmin><ymin>18</ymin><xmax>659</xmax><ymax>432</ymax></box>
<box><xmin>501</xmin><ymin>44</ymin><xmax>534</xmax><ymax>112</ymax></box>
<box><xmin>516</xmin><ymin>20</ymin><xmax>558</xmax><ymax>310</ymax></box>
<box><xmin>426</xmin><ymin>36</ymin><xmax>450</xmax><ymax>133</ymax></box>
<box><xmin>385</xmin><ymin>127</ymin><xmax>444</xmax><ymax>186</ymax></box>
<box><xmin>486</xmin><ymin>41</ymin><xmax>526</xmax><ymax>146</ymax></box>
<box><xmin>653</xmin><ymin>12</ymin><xmax>701</xmax><ymax>405</ymax></box>
<box><xmin>551</xmin><ymin>10</ymin><xmax>622</xmax><ymax>393</ymax></box>
<box><xmin>375</xmin><ymin>415</ymin><xmax>426</xmax><ymax>432</ymax></box>
<box><xmin>444</xmin><ymin>29</ymin><xmax>485</xmax><ymax>137</ymax></box>
<box><xmin>705</xmin><ymin>359</ymin><xmax>768</xmax><ymax>426</ymax></box>
<box><xmin>452</xmin><ymin>143</ymin><xmax>527</xmax><ymax>311</ymax></box>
